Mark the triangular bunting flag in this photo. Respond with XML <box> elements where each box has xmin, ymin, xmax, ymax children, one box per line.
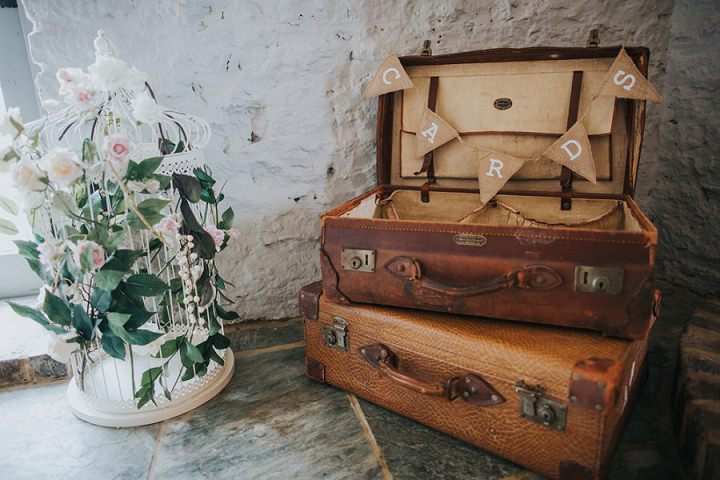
<box><xmin>541</xmin><ymin>122</ymin><xmax>597</xmax><ymax>184</ymax></box>
<box><xmin>599</xmin><ymin>48</ymin><xmax>662</xmax><ymax>102</ymax></box>
<box><xmin>477</xmin><ymin>151</ymin><xmax>526</xmax><ymax>204</ymax></box>
<box><xmin>363</xmin><ymin>54</ymin><xmax>415</xmax><ymax>99</ymax></box>
<box><xmin>414</xmin><ymin>108</ymin><xmax>459</xmax><ymax>158</ymax></box>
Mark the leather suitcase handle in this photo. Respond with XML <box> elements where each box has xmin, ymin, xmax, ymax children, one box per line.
<box><xmin>385</xmin><ymin>256</ymin><xmax>562</xmax><ymax>297</ymax></box>
<box><xmin>359</xmin><ymin>343</ymin><xmax>504</xmax><ymax>407</ymax></box>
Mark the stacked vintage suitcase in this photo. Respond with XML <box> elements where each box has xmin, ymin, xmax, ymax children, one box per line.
<box><xmin>299</xmin><ymin>37</ymin><xmax>662</xmax><ymax>480</ymax></box>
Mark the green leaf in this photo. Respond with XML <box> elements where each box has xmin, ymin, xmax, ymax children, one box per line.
<box><xmin>0</xmin><ymin>218</ymin><xmax>19</xmax><ymax>235</ymax></box>
<box><xmin>200</xmin><ymin>189</ymin><xmax>216</xmax><ymax>204</ymax></box>
<box><xmin>8</xmin><ymin>302</ymin><xmax>65</xmax><ymax>334</ymax></box>
<box><xmin>180</xmin><ymin>199</ymin><xmax>215</xmax><ymax>260</ymax></box>
<box><xmin>141</xmin><ymin>367</ymin><xmax>163</xmax><ymax>386</ymax></box>
<box><xmin>111</xmin><ymin>249</ymin><xmax>145</xmax><ymax>269</ymax></box>
<box><xmin>215</xmin><ymin>302</ymin><xmax>239</xmax><ymax>321</ymax></box>
<box><xmin>125</xmin><ymin>273</ymin><xmax>170</xmax><ymax>297</ymax></box>
<box><xmin>0</xmin><ymin>195</ymin><xmax>19</xmax><ymax>216</ymax></box>
<box><xmin>108</xmin><ymin>311</ymin><xmax>162</xmax><ymax>345</ymax></box>
<box><xmin>72</xmin><ymin>305</ymin><xmax>96</xmax><ymax>340</ymax></box>
<box><xmin>82</xmin><ymin>139</ymin><xmax>97</xmax><ymax>164</ymax></box>
<box><xmin>220</xmin><ymin>207</ymin><xmax>234</xmax><ymax>229</ymax></box>
<box><xmin>43</xmin><ymin>291</ymin><xmax>72</xmax><ymax>325</ymax></box>
<box><xmin>101</xmin><ymin>330</ymin><xmax>126</xmax><ymax>360</ymax></box>
<box><xmin>157</xmin><ymin>337</ymin><xmax>181</xmax><ymax>358</ymax></box>
<box><xmin>128</xmin><ymin>157</ymin><xmax>164</xmax><ymax>181</ymax></box>
<box><xmin>172</xmin><ymin>173</ymin><xmax>202</xmax><ymax>203</ymax></box>
<box><xmin>14</xmin><ymin>240</ymin><xmax>39</xmax><ymax>260</ymax></box>
<box><xmin>208</xmin><ymin>348</ymin><xmax>225</xmax><ymax>366</ymax></box>
<box><xmin>182</xmin><ymin>341</ymin><xmax>204</xmax><ymax>363</ymax></box>
<box><xmin>91</xmin><ymin>288</ymin><xmax>112</xmax><ymax>313</ymax></box>
<box><xmin>212</xmin><ymin>334</ymin><xmax>231</xmax><ymax>350</ymax></box>
<box><xmin>197</xmin><ymin>267</ymin><xmax>214</xmax><ymax>306</ymax></box>
<box><xmin>193</xmin><ymin>167</ymin><xmax>216</xmax><ymax>188</ymax></box>
<box><xmin>94</xmin><ymin>269</ymin><xmax>126</xmax><ymax>291</ymax></box>
<box><xmin>104</xmin><ymin>228</ymin><xmax>126</xmax><ymax>252</ymax></box>
<box><xmin>124</xmin><ymin>309</ymin><xmax>155</xmax><ymax>330</ymax></box>
<box><xmin>79</xmin><ymin>243</ymin><xmax>96</xmax><ymax>272</ymax></box>
<box><xmin>127</xmin><ymin>198</ymin><xmax>169</xmax><ymax>229</ymax></box>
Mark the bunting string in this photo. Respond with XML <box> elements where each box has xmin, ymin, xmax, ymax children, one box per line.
<box><xmin>363</xmin><ymin>47</ymin><xmax>661</xmax><ymax>202</ymax></box>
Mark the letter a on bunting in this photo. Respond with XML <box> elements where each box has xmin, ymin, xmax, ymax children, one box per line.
<box><xmin>542</xmin><ymin>122</ymin><xmax>597</xmax><ymax>184</ymax></box>
<box><xmin>477</xmin><ymin>152</ymin><xmax>526</xmax><ymax>204</ymax></box>
<box><xmin>414</xmin><ymin>108</ymin><xmax>459</xmax><ymax>158</ymax></box>
<box><xmin>363</xmin><ymin>54</ymin><xmax>415</xmax><ymax>99</ymax></box>
<box><xmin>600</xmin><ymin>48</ymin><xmax>662</xmax><ymax>102</ymax></box>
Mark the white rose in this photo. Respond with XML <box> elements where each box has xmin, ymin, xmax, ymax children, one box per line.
<box><xmin>37</xmin><ymin>238</ymin><xmax>65</xmax><ymax>271</ymax></box>
<box><xmin>24</xmin><ymin>191</ymin><xmax>46</xmax><ymax>212</ymax></box>
<box><xmin>125</xmin><ymin>67</ymin><xmax>148</xmax><ymax>93</ymax></box>
<box><xmin>42</xmin><ymin>99</ymin><xmax>62</xmax><ymax>114</ymax></box>
<box><xmin>88</xmin><ymin>54</ymin><xmax>129</xmax><ymax>91</ymax></box>
<box><xmin>127</xmin><ymin>178</ymin><xmax>161</xmax><ymax>193</ymax></box>
<box><xmin>64</xmin><ymin>282</ymin><xmax>84</xmax><ymax>304</ymax></box>
<box><xmin>132</xmin><ymin>91</ymin><xmax>162</xmax><ymax>124</ymax></box>
<box><xmin>39</xmin><ymin>148</ymin><xmax>84</xmax><ymax>187</ymax></box>
<box><xmin>47</xmin><ymin>329</ymin><xmax>79</xmax><ymax>363</ymax></box>
<box><xmin>56</xmin><ymin>68</ymin><xmax>97</xmax><ymax>110</ymax></box>
<box><xmin>144</xmin><ymin>179</ymin><xmax>161</xmax><ymax>193</ymax></box>
<box><xmin>0</xmin><ymin>107</ymin><xmax>23</xmax><ymax>138</ymax></box>
<box><xmin>0</xmin><ymin>134</ymin><xmax>15</xmax><ymax>163</ymax></box>
<box><xmin>9</xmin><ymin>158</ymin><xmax>46</xmax><ymax>192</ymax></box>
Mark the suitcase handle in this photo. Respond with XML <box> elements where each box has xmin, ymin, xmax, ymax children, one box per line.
<box><xmin>359</xmin><ymin>343</ymin><xmax>504</xmax><ymax>406</ymax></box>
<box><xmin>385</xmin><ymin>256</ymin><xmax>562</xmax><ymax>297</ymax></box>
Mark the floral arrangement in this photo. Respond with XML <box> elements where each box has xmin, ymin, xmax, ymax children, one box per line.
<box><xmin>0</xmin><ymin>36</ymin><xmax>238</xmax><ymax>409</ymax></box>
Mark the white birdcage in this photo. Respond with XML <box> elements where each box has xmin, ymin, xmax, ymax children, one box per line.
<box><xmin>25</xmin><ymin>32</ymin><xmax>234</xmax><ymax>427</ymax></box>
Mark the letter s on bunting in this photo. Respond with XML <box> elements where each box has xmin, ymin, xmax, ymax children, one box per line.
<box><xmin>477</xmin><ymin>152</ymin><xmax>526</xmax><ymax>204</ymax></box>
<box><xmin>414</xmin><ymin>108</ymin><xmax>460</xmax><ymax>158</ymax></box>
<box><xmin>600</xmin><ymin>48</ymin><xmax>662</xmax><ymax>102</ymax></box>
<box><xmin>363</xmin><ymin>54</ymin><xmax>415</xmax><ymax>99</ymax></box>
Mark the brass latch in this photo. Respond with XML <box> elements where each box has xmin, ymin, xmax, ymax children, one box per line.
<box><xmin>421</xmin><ymin>39</ymin><xmax>432</xmax><ymax>56</ymax></box>
<box><xmin>587</xmin><ymin>28</ymin><xmax>600</xmax><ymax>48</ymax></box>
<box><xmin>323</xmin><ymin>316</ymin><xmax>349</xmax><ymax>351</ymax></box>
<box><xmin>574</xmin><ymin>266</ymin><xmax>624</xmax><ymax>295</ymax></box>
<box><xmin>341</xmin><ymin>249</ymin><xmax>375</xmax><ymax>273</ymax></box>
<box><xmin>515</xmin><ymin>381</ymin><xmax>567</xmax><ymax>431</ymax></box>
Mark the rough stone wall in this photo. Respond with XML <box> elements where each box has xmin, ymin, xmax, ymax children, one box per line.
<box><xmin>20</xmin><ymin>0</ymin><xmax>712</xmax><ymax>321</ymax></box>
<box><xmin>637</xmin><ymin>0</ymin><xmax>720</xmax><ymax>295</ymax></box>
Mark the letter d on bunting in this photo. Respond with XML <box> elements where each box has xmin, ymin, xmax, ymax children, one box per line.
<box><xmin>363</xmin><ymin>54</ymin><xmax>415</xmax><ymax>99</ymax></box>
<box><xmin>542</xmin><ymin>122</ymin><xmax>597</xmax><ymax>184</ymax></box>
<box><xmin>477</xmin><ymin>152</ymin><xmax>526</xmax><ymax>204</ymax></box>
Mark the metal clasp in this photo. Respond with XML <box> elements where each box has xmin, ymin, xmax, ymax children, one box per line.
<box><xmin>587</xmin><ymin>28</ymin><xmax>600</xmax><ymax>48</ymax></box>
<box><xmin>341</xmin><ymin>249</ymin><xmax>375</xmax><ymax>273</ymax></box>
<box><xmin>515</xmin><ymin>381</ymin><xmax>567</xmax><ymax>431</ymax></box>
<box><xmin>421</xmin><ymin>39</ymin><xmax>432</xmax><ymax>56</ymax></box>
<box><xmin>323</xmin><ymin>316</ymin><xmax>349</xmax><ymax>352</ymax></box>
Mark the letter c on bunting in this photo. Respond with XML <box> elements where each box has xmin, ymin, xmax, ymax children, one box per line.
<box><xmin>382</xmin><ymin>67</ymin><xmax>401</xmax><ymax>85</ymax></box>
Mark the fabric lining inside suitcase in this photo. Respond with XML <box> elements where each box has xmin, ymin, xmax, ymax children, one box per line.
<box><xmin>340</xmin><ymin>190</ymin><xmax>644</xmax><ymax>232</ymax></box>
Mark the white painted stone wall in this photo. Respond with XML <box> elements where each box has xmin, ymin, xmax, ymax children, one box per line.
<box><xmin>18</xmin><ymin>0</ymin><xmax>717</xmax><ymax>319</ymax></box>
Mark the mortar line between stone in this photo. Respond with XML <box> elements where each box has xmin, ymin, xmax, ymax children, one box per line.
<box><xmin>233</xmin><ymin>340</ymin><xmax>305</xmax><ymax>358</ymax></box>
<box><xmin>146</xmin><ymin>421</ymin><xmax>165</xmax><ymax>480</ymax></box>
<box><xmin>348</xmin><ymin>394</ymin><xmax>393</xmax><ymax>480</ymax></box>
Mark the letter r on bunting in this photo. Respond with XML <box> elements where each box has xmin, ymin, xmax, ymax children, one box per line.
<box><xmin>486</xmin><ymin>158</ymin><xmax>505</xmax><ymax>178</ymax></box>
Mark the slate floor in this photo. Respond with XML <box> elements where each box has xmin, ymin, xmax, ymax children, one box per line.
<box><xmin>0</xmin><ymin>283</ymin><xmax>701</xmax><ymax>480</ymax></box>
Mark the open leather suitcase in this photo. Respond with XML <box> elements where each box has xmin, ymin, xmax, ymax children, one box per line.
<box><xmin>320</xmin><ymin>45</ymin><xmax>660</xmax><ymax>339</ymax></box>
<box><xmin>300</xmin><ymin>282</ymin><xmax>651</xmax><ymax>480</ymax></box>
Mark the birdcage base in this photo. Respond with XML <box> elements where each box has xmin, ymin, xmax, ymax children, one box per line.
<box><xmin>66</xmin><ymin>349</ymin><xmax>234</xmax><ymax>428</ymax></box>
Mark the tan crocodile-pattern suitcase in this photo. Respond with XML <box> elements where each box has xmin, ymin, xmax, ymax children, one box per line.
<box><xmin>300</xmin><ymin>282</ymin><xmax>651</xmax><ymax>480</ymax></box>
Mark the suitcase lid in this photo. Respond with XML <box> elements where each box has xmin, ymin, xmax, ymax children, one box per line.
<box><xmin>375</xmin><ymin>44</ymin><xmax>652</xmax><ymax>199</ymax></box>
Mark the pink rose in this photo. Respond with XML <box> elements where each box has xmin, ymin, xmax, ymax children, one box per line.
<box><xmin>101</xmin><ymin>133</ymin><xmax>131</xmax><ymax>177</ymax></box>
<box><xmin>73</xmin><ymin>240</ymin><xmax>105</xmax><ymax>272</ymax></box>
<box><xmin>204</xmin><ymin>225</ymin><xmax>225</xmax><ymax>249</ymax></box>
<box><xmin>156</xmin><ymin>217</ymin><xmax>178</xmax><ymax>237</ymax></box>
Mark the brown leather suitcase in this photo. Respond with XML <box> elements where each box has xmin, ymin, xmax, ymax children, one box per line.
<box><xmin>320</xmin><ymin>45</ymin><xmax>660</xmax><ymax>339</ymax></box>
<box><xmin>300</xmin><ymin>282</ymin><xmax>651</xmax><ymax>480</ymax></box>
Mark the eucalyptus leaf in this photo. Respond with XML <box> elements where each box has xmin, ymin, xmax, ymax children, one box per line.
<box><xmin>43</xmin><ymin>291</ymin><xmax>72</xmax><ymax>326</ymax></box>
<box><xmin>125</xmin><ymin>273</ymin><xmax>170</xmax><ymax>297</ymax></box>
<box><xmin>8</xmin><ymin>302</ymin><xmax>65</xmax><ymax>334</ymax></box>
<box><xmin>0</xmin><ymin>195</ymin><xmax>19</xmax><ymax>216</ymax></box>
<box><xmin>172</xmin><ymin>173</ymin><xmax>202</xmax><ymax>203</ymax></box>
<box><xmin>0</xmin><ymin>218</ymin><xmax>19</xmax><ymax>235</ymax></box>
<box><xmin>101</xmin><ymin>330</ymin><xmax>126</xmax><ymax>360</ymax></box>
<box><xmin>90</xmin><ymin>288</ymin><xmax>112</xmax><ymax>313</ymax></box>
<box><xmin>72</xmin><ymin>304</ymin><xmax>96</xmax><ymax>341</ymax></box>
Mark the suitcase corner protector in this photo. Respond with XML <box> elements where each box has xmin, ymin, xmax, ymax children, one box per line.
<box><xmin>305</xmin><ymin>356</ymin><xmax>326</xmax><ymax>384</ymax></box>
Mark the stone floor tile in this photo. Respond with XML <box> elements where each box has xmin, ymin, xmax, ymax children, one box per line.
<box><xmin>0</xmin><ymin>381</ymin><xmax>159</xmax><ymax>480</ymax></box>
<box><xmin>150</xmin><ymin>346</ymin><xmax>382</xmax><ymax>480</ymax></box>
<box><xmin>357</xmin><ymin>399</ymin><xmax>542</xmax><ymax>480</ymax></box>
